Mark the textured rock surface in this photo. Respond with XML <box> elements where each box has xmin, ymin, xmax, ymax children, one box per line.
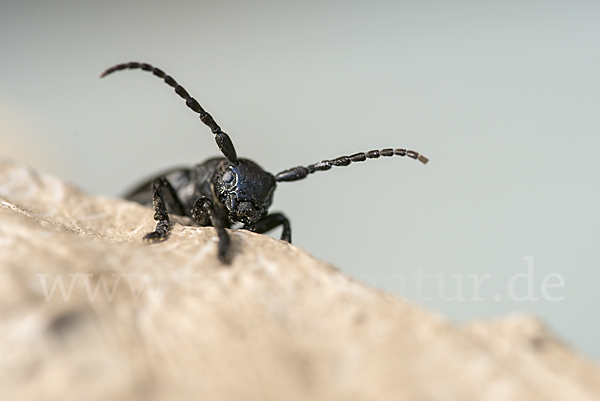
<box><xmin>1</xmin><ymin>159</ymin><xmax>599</xmax><ymax>401</ymax></box>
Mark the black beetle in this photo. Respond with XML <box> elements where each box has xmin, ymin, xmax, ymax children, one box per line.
<box><xmin>101</xmin><ymin>62</ymin><xmax>428</xmax><ymax>263</ymax></box>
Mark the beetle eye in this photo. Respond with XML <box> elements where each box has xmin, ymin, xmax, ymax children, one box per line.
<box><xmin>222</xmin><ymin>170</ymin><xmax>234</xmax><ymax>184</ymax></box>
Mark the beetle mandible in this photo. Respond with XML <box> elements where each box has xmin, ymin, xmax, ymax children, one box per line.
<box><xmin>101</xmin><ymin>62</ymin><xmax>429</xmax><ymax>263</ymax></box>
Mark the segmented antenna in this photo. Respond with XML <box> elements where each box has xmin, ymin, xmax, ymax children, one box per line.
<box><xmin>275</xmin><ymin>148</ymin><xmax>428</xmax><ymax>182</ymax></box>
<box><xmin>100</xmin><ymin>62</ymin><xmax>238</xmax><ymax>164</ymax></box>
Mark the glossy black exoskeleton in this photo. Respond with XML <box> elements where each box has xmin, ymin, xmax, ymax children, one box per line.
<box><xmin>101</xmin><ymin>62</ymin><xmax>429</xmax><ymax>263</ymax></box>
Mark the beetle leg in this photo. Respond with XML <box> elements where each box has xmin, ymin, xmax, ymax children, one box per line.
<box><xmin>192</xmin><ymin>198</ymin><xmax>232</xmax><ymax>263</ymax></box>
<box><xmin>252</xmin><ymin>213</ymin><xmax>291</xmax><ymax>243</ymax></box>
<box><xmin>144</xmin><ymin>176</ymin><xmax>185</xmax><ymax>242</ymax></box>
<box><xmin>190</xmin><ymin>197</ymin><xmax>212</xmax><ymax>227</ymax></box>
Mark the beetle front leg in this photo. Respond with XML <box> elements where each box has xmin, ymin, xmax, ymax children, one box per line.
<box><xmin>144</xmin><ymin>176</ymin><xmax>184</xmax><ymax>242</ymax></box>
<box><xmin>252</xmin><ymin>213</ymin><xmax>291</xmax><ymax>243</ymax></box>
<box><xmin>192</xmin><ymin>198</ymin><xmax>232</xmax><ymax>263</ymax></box>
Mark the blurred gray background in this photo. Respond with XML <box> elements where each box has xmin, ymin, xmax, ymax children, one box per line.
<box><xmin>1</xmin><ymin>1</ymin><xmax>599</xmax><ymax>357</ymax></box>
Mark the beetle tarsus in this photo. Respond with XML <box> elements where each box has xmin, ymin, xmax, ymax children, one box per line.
<box><xmin>144</xmin><ymin>221</ymin><xmax>170</xmax><ymax>242</ymax></box>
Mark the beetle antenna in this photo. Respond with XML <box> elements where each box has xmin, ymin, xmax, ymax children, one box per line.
<box><xmin>275</xmin><ymin>148</ymin><xmax>428</xmax><ymax>182</ymax></box>
<box><xmin>100</xmin><ymin>62</ymin><xmax>238</xmax><ymax>164</ymax></box>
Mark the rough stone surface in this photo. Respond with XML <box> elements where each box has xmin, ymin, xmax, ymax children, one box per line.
<box><xmin>1</xmin><ymin>159</ymin><xmax>599</xmax><ymax>401</ymax></box>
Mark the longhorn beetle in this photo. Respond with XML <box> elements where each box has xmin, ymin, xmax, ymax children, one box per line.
<box><xmin>101</xmin><ymin>62</ymin><xmax>429</xmax><ymax>263</ymax></box>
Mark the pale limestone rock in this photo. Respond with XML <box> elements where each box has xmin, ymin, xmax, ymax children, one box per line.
<box><xmin>0</xmin><ymin>159</ymin><xmax>599</xmax><ymax>401</ymax></box>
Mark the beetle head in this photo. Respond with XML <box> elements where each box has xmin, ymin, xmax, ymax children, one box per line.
<box><xmin>213</xmin><ymin>159</ymin><xmax>276</xmax><ymax>225</ymax></box>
